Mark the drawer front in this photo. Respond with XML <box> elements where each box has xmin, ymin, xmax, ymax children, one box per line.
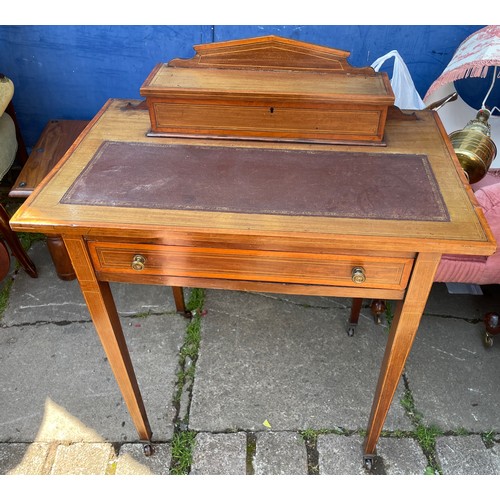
<box><xmin>89</xmin><ymin>242</ymin><xmax>413</xmax><ymax>290</ymax></box>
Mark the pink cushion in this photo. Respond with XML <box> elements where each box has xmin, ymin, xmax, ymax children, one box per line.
<box><xmin>435</xmin><ymin>181</ymin><xmax>500</xmax><ymax>284</ymax></box>
<box><xmin>472</xmin><ymin>170</ymin><xmax>500</xmax><ymax>190</ymax></box>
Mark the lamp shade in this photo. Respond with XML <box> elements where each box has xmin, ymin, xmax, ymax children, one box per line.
<box><xmin>424</xmin><ymin>26</ymin><xmax>499</xmax><ymax>170</ymax></box>
<box><xmin>425</xmin><ymin>25</ymin><xmax>500</xmax><ymax>100</ymax></box>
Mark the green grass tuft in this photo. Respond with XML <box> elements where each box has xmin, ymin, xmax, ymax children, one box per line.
<box><xmin>170</xmin><ymin>430</ymin><xmax>197</xmax><ymax>474</ymax></box>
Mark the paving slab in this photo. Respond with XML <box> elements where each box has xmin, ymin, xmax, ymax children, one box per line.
<box><xmin>376</xmin><ymin>437</ymin><xmax>428</xmax><ymax>475</ymax></box>
<box><xmin>115</xmin><ymin>443</ymin><xmax>171</xmax><ymax>475</ymax></box>
<box><xmin>0</xmin><ymin>317</ymin><xmax>184</xmax><ymax>442</ymax></box>
<box><xmin>317</xmin><ymin>434</ymin><xmax>367</xmax><ymax>475</ymax></box>
<box><xmin>190</xmin><ymin>289</ymin><xmax>410</xmax><ymax>432</ymax></box>
<box><xmin>435</xmin><ymin>435</ymin><xmax>500</xmax><ymax>475</ymax></box>
<box><xmin>0</xmin><ymin>243</ymin><xmax>187</xmax><ymax>443</ymax></box>
<box><xmin>190</xmin><ymin>432</ymin><xmax>247</xmax><ymax>475</ymax></box>
<box><xmin>0</xmin><ymin>442</ymin><xmax>52</xmax><ymax>474</ymax></box>
<box><xmin>405</xmin><ymin>314</ymin><xmax>500</xmax><ymax>432</ymax></box>
<box><xmin>253</xmin><ymin>431</ymin><xmax>308</xmax><ymax>475</ymax></box>
<box><xmin>50</xmin><ymin>442</ymin><xmax>114</xmax><ymax>474</ymax></box>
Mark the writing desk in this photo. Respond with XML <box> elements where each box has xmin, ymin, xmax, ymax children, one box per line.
<box><xmin>11</xmin><ymin>98</ymin><xmax>495</xmax><ymax>467</ymax></box>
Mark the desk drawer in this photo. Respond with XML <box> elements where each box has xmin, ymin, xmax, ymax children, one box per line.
<box><xmin>88</xmin><ymin>242</ymin><xmax>413</xmax><ymax>290</ymax></box>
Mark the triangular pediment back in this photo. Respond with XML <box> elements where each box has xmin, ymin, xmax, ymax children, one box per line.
<box><xmin>168</xmin><ymin>35</ymin><xmax>373</xmax><ymax>73</ymax></box>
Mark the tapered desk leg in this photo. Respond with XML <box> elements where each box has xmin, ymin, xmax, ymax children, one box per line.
<box><xmin>63</xmin><ymin>236</ymin><xmax>152</xmax><ymax>444</ymax></box>
<box><xmin>363</xmin><ymin>252</ymin><xmax>441</xmax><ymax>467</ymax></box>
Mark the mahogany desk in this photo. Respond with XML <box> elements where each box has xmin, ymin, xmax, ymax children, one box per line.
<box><xmin>10</xmin><ymin>99</ymin><xmax>495</xmax><ymax>467</ymax></box>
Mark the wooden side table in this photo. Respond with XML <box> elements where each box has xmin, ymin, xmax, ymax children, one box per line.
<box><xmin>9</xmin><ymin>119</ymin><xmax>89</xmax><ymax>280</ymax></box>
<box><xmin>11</xmin><ymin>99</ymin><xmax>496</xmax><ymax>467</ymax></box>
<box><xmin>8</xmin><ymin>36</ymin><xmax>497</xmax><ymax>468</ymax></box>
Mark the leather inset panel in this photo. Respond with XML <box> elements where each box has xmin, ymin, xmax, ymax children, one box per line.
<box><xmin>61</xmin><ymin>141</ymin><xmax>449</xmax><ymax>221</ymax></box>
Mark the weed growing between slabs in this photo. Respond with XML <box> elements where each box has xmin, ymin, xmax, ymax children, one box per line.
<box><xmin>170</xmin><ymin>288</ymin><xmax>205</xmax><ymax>474</ymax></box>
<box><xmin>170</xmin><ymin>430</ymin><xmax>197</xmax><ymax>475</ymax></box>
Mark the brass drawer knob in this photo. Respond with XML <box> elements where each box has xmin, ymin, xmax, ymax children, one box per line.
<box><xmin>132</xmin><ymin>254</ymin><xmax>146</xmax><ymax>271</ymax></box>
<box><xmin>351</xmin><ymin>266</ymin><xmax>366</xmax><ymax>284</ymax></box>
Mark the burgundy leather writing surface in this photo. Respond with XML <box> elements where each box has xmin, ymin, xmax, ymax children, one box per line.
<box><xmin>61</xmin><ymin>141</ymin><xmax>449</xmax><ymax>221</ymax></box>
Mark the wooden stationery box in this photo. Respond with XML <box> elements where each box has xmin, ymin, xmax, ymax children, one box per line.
<box><xmin>140</xmin><ymin>36</ymin><xmax>395</xmax><ymax>145</ymax></box>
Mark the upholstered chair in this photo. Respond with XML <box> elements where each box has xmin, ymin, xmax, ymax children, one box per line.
<box><xmin>0</xmin><ymin>74</ymin><xmax>37</xmax><ymax>279</ymax></box>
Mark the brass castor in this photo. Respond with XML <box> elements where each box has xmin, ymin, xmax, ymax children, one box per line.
<box><xmin>370</xmin><ymin>300</ymin><xmax>386</xmax><ymax>325</ymax></box>
<box><xmin>347</xmin><ymin>324</ymin><xmax>356</xmax><ymax>337</ymax></box>
<box><xmin>363</xmin><ymin>455</ymin><xmax>375</xmax><ymax>471</ymax></box>
<box><xmin>483</xmin><ymin>312</ymin><xmax>500</xmax><ymax>348</ymax></box>
<box><xmin>484</xmin><ymin>333</ymin><xmax>494</xmax><ymax>348</ymax></box>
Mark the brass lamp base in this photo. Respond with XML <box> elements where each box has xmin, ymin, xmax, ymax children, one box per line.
<box><xmin>449</xmin><ymin>109</ymin><xmax>497</xmax><ymax>184</ymax></box>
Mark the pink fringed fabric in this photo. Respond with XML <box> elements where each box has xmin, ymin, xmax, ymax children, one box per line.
<box><xmin>425</xmin><ymin>25</ymin><xmax>500</xmax><ymax>100</ymax></box>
